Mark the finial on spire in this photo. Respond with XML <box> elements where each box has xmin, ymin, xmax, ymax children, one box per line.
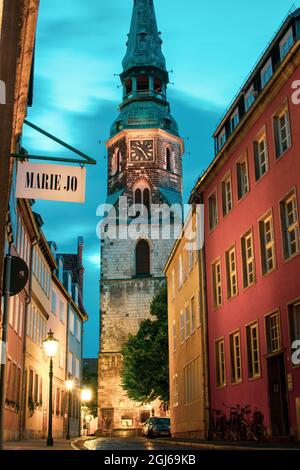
<box><xmin>122</xmin><ymin>0</ymin><xmax>166</xmax><ymax>71</ymax></box>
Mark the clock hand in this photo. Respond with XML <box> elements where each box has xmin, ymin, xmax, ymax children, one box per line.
<box><xmin>135</xmin><ymin>146</ymin><xmax>149</xmax><ymax>160</ymax></box>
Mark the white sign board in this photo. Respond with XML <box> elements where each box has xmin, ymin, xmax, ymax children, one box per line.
<box><xmin>16</xmin><ymin>162</ymin><xmax>86</xmax><ymax>203</ymax></box>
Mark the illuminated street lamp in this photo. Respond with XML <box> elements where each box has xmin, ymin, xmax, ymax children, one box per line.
<box><xmin>81</xmin><ymin>388</ymin><xmax>92</xmax><ymax>403</ymax></box>
<box><xmin>81</xmin><ymin>388</ymin><xmax>92</xmax><ymax>436</ymax></box>
<box><xmin>43</xmin><ymin>330</ymin><xmax>58</xmax><ymax>447</ymax></box>
<box><xmin>65</xmin><ymin>378</ymin><xmax>74</xmax><ymax>440</ymax></box>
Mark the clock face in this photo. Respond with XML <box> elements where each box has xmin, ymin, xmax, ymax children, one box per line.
<box><xmin>130</xmin><ymin>140</ymin><xmax>154</xmax><ymax>162</ymax></box>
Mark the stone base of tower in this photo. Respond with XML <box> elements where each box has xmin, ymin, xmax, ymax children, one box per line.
<box><xmin>97</xmin><ymin>351</ymin><xmax>167</xmax><ymax>435</ymax></box>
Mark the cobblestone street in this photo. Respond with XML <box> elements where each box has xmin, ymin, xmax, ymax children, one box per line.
<box><xmin>85</xmin><ymin>437</ymin><xmax>192</xmax><ymax>451</ymax></box>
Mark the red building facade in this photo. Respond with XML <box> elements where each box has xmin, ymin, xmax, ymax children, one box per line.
<box><xmin>191</xmin><ymin>9</ymin><xmax>300</xmax><ymax>438</ymax></box>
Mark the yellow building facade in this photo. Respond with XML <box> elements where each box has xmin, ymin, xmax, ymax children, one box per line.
<box><xmin>164</xmin><ymin>208</ymin><xmax>207</xmax><ymax>438</ymax></box>
<box><xmin>23</xmin><ymin>231</ymin><xmax>55</xmax><ymax>439</ymax></box>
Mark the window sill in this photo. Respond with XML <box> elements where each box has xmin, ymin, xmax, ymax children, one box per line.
<box><xmin>261</xmin><ymin>266</ymin><xmax>277</xmax><ymax>279</ymax></box>
<box><xmin>230</xmin><ymin>379</ymin><xmax>243</xmax><ymax>386</ymax></box>
<box><xmin>275</xmin><ymin>144</ymin><xmax>293</xmax><ymax>162</ymax></box>
<box><xmin>254</xmin><ymin>168</ymin><xmax>270</xmax><ymax>187</ymax></box>
<box><xmin>283</xmin><ymin>250</ymin><xmax>300</xmax><ymax>265</ymax></box>
<box><xmin>237</xmin><ymin>190</ymin><xmax>250</xmax><ymax>205</ymax></box>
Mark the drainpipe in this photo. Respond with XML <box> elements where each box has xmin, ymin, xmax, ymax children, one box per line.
<box><xmin>19</xmin><ymin>236</ymin><xmax>39</xmax><ymax>439</ymax></box>
<box><xmin>195</xmin><ymin>198</ymin><xmax>210</xmax><ymax>439</ymax></box>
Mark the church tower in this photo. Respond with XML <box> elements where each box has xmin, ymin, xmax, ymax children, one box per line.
<box><xmin>98</xmin><ymin>0</ymin><xmax>184</xmax><ymax>433</ymax></box>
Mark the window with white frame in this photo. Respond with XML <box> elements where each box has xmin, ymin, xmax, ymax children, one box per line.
<box><xmin>260</xmin><ymin>58</ymin><xmax>273</xmax><ymax>88</ymax></box>
<box><xmin>185</xmin><ymin>305</ymin><xmax>190</xmax><ymax>339</ymax></box>
<box><xmin>183</xmin><ymin>356</ymin><xmax>201</xmax><ymax>404</ymax></box>
<box><xmin>218</xmin><ymin>127</ymin><xmax>226</xmax><ymax>151</ymax></box>
<box><xmin>68</xmin><ymin>351</ymin><xmax>73</xmax><ymax>374</ymax></box>
<box><xmin>241</xmin><ymin>230</ymin><xmax>255</xmax><ymax>288</ymax></box>
<box><xmin>244</xmin><ymin>84</ymin><xmax>255</xmax><ymax>112</ymax></box>
<box><xmin>266</xmin><ymin>311</ymin><xmax>281</xmax><ymax>354</ymax></box>
<box><xmin>51</xmin><ymin>290</ymin><xmax>57</xmax><ymax>314</ymax></box>
<box><xmin>279</xmin><ymin>27</ymin><xmax>294</xmax><ymax>61</ymax></box>
<box><xmin>230</xmin><ymin>331</ymin><xmax>242</xmax><ymax>383</ymax></box>
<box><xmin>230</xmin><ymin>108</ymin><xmax>239</xmax><ymax>133</ymax></box>
<box><xmin>172</xmin><ymin>321</ymin><xmax>176</xmax><ymax>352</ymax></box>
<box><xmin>259</xmin><ymin>213</ymin><xmax>276</xmax><ymax>275</ymax></box>
<box><xmin>222</xmin><ymin>174</ymin><xmax>233</xmax><ymax>216</ymax></box>
<box><xmin>226</xmin><ymin>246</ymin><xmax>238</xmax><ymax>298</ymax></box>
<box><xmin>76</xmin><ymin>318</ymin><xmax>81</xmax><ymax>342</ymax></box>
<box><xmin>236</xmin><ymin>159</ymin><xmax>249</xmax><ymax>199</ymax></box>
<box><xmin>254</xmin><ymin>133</ymin><xmax>268</xmax><ymax>180</ymax></box>
<box><xmin>59</xmin><ymin>343</ymin><xmax>64</xmax><ymax>369</ymax></box>
<box><xmin>212</xmin><ymin>259</ymin><xmax>222</xmax><ymax>308</ymax></box>
<box><xmin>274</xmin><ymin>106</ymin><xmax>291</xmax><ymax>158</ymax></box>
<box><xmin>69</xmin><ymin>310</ymin><xmax>75</xmax><ymax>334</ymax></box>
<box><xmin>246</xmin><ymin>323</ymin><xmax>261</xmax><ymax>378</ymax></box>
<box><xmin>173</xmin><ymin>374</ymin><xmax>178</xmax><ymax>407</ymax></box>
<box><xmin>208</xmin><ymin>192</ymin><xmax>218</xmax><ymax>231</ymax></box>
<box><xmin>59</xmin><ymin>300</ymin><xmax>65</xmax><ymax>323</ymax></box>
<box><xmin>75</xmin><ymin>357</ymin><xmax>80</xmax><ymax>378</ymax></box>
<box><xmin>215</xmin><ymin>339</ymin><xmax>226</xmax><ymax>388</ymax></box>
<box><xmin>178</xmin><ymin>254</ymin><xmax>183</xmax><ymax>288</ymax></box>
<box><xmin>180</xmin><ymin>310</ymin><xmax>185</xmax><ymax>343</ymax></box>
<box><xmin>191</xmin><ymin>297</ymin><xmax>196</xmax><ymax>333</ymax></box>
<box><xmin>171</xmin><ymin>269</ymin><xmax>175</xmax><ymax>300</ymax></box>
<box><xmin>280</xmin><ymin>191</ymin><xmax>300</xmax><ymax>260</ymax></box>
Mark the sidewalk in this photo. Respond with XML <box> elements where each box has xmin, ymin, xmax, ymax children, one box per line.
<box><xmin>158</xmin><ymin>437</ymin><xmax>300</xmax><ymax>451</ymax></box>
<box><xmin>3</xmin><ymin>438</ymin><xmax>75</xmax><ymax>451</ymax></box>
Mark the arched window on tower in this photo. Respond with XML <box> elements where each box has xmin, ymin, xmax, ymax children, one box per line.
<box><xmin>111</xmin><ymin>148</ymin><xmax>122</xmax><ymax>175</ymax></box>
<box><xmin>133</xmin><ymin>181</ymin><xmax>151</xmax><ymax>217</ymax></box>
<box><xmin>137</xmin><ymin>75</ymin><xmax>149</xmax><ymax>92</ymax></box>
<box><xmin>166</xmin><ymin>147</ymin><xmax>175</xmax><ymax>172</ymax></box>
<box><xmin>135</xmin><ymin>239</ymin><xmax>150</xmax><ymax>276</ymax></box>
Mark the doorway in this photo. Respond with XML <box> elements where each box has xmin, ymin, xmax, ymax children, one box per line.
<box><xmin>267</xmin><ymin>354</ymin><xmax>289</xmax><ymax>436</ymax></box>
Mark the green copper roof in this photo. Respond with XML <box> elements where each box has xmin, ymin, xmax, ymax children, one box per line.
<box><xmin>122</xmin><ymin>0</ymin><xmax>166</xmax><ymax>72</ymax></box>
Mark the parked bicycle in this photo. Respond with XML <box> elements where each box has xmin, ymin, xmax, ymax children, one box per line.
<box><xmin>207</xmin><ymin>403</ymin><xmax>267</xmax><ymax>442</ymax></box>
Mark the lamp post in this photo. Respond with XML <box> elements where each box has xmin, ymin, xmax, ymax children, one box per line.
<box><xmin>65</xmin><ymin>379</ymin><xmax>74</xmax><ymax>440</ymax></box>
<box><xmin>43</xmin><ymin>330</ymin><xmax>58</xmax><ymax>447</ymax></box>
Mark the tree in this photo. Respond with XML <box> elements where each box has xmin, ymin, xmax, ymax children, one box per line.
<box><xmin>121</xmin><ymin>283</ymin><xmax>169</xmax><ymax>404</ymax></box>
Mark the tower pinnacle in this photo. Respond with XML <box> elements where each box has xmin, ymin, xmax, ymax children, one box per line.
<box><xmin>122</xmin><ymin>0</ymin><xmax>166</xmax><ymax>72</ymax></box>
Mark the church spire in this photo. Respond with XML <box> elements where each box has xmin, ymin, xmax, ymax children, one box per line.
<box><xmin>122</xmin><ymin>0</ymin><xmax>166</xmax><ymax>72</ymax></box>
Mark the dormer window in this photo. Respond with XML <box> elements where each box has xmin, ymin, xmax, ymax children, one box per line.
<box><xmin>261</xmin><ymin>58</ymin><xmax>273</xmax><ymax>89</ymax></box>
<box><xmin>280</xmin><ymin>27</ymin><xmax>293</xmax><ymax>61</ymax></box>
<box><xmin>245</xmin><ymin>84</ymin><xmax>255</xmax><ymax>112</ymax></box>
<box><xmin>230</xmin><ymin>108</ymin><xmax>239</xmax><ymax>133</ymax></box>
<box><xmin>218</xmin><ymin>128</ymin><xmax>226</xmax><ymax>151</ymax></box>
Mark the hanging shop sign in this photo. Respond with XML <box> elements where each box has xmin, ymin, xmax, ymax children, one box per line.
<box><xmin>16</xmin><ymin>161</ymin><xmax>86</xmax><ymax>203</ymax></box>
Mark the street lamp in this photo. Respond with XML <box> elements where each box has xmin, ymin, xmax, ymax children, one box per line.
<box><xmin>81</xmin><ymin>388</ymin><xmax>92</xmax><ymax>436</ymax></box>
<box><xmin>43</xmin><ymin>330</ymin><xmax>58</xmax><ymax>447</ymax></box>
<box><xmin>65</xmin><ymin>379</ymin><xmax>74</xmax><ymax>440</ymax></box>
<box><xmin>81</xmin><ymin>388</ymin><xmax>92</xmax><ymax>403</ymax></box>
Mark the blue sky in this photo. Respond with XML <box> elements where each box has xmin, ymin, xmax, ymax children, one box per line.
<box><xmin>23</xmin><ymin>0</ymin><xmax>298</xmax><ymax>357</ymax></box>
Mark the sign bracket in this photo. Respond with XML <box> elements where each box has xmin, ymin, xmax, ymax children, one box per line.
<box><xmin>12</xmin><ymin>119</ymin><xmax>96</xmax><ymax>165</ymax></box>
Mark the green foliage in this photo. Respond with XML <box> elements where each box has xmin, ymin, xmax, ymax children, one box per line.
<box><xmin>121</xmin><ymin>283</ymin><xmax>169</xmax><ymax>404</ymax></box>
